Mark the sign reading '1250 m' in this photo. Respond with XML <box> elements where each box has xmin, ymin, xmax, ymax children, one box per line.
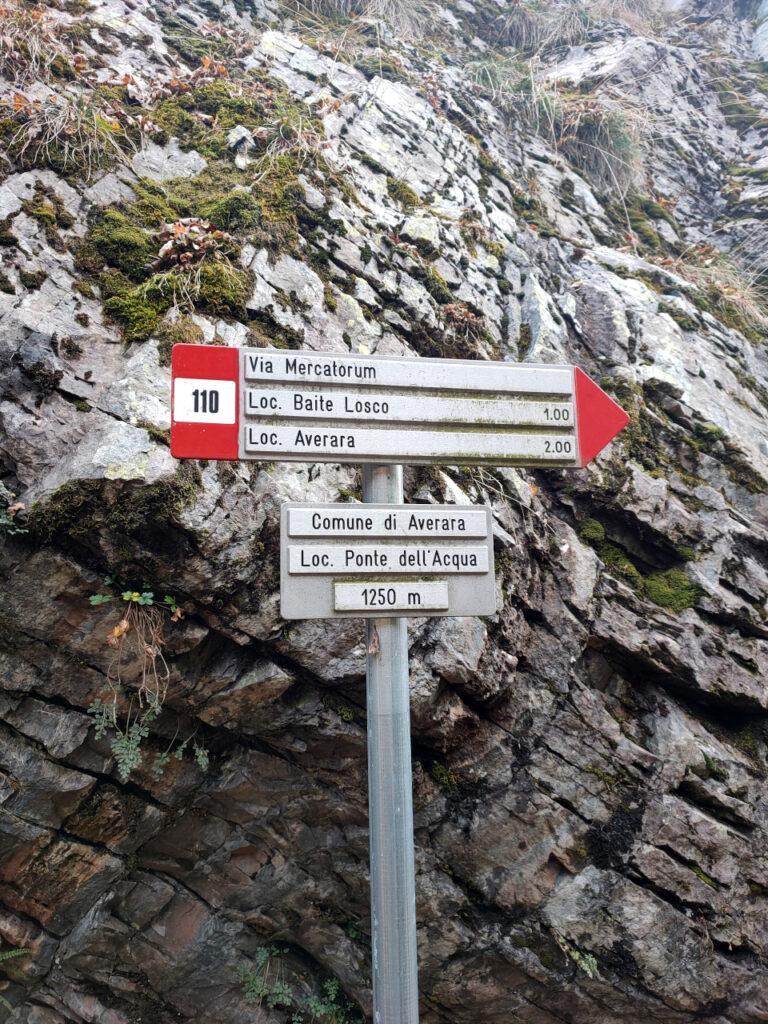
<box><xmin>170</xmin><ymin>345</ymin><xmax>629</xmax><ymax>468</ymax></box>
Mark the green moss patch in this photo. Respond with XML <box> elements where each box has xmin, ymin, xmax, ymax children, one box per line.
<box><xmin>578</xmin><ymin>513</ymin><xmax>699</xmax><ymax>612</ymax></box>
<box><xmin>0</xmin><ymin>221</ymin><xmax>18</xmax><ymax>247</ymax></box>
<box><xmin>195</xmin><ymin>259</ymin><xmax>249</xmax><ymax>317</ymax></box>
<box><xmin>658</xmin><ymin>301</ymin><xmax>699</xmax><ymax>332</ymax></box>
<box><xmin>201</xmin><ymin>189</ymin><xmax>261</xmax><ymax>231</ymax></box>
<box><xmin>578</xmin><ymin>517</ymin><xmax>605</xmax><ymax>545</ymax></box>
<box><xmin>644</xmin><ymin>568</ymin><xmax>700</xmax><ymax>613</ymax></box>
<box><xmin>88</xmin><ymin>210</ymin><xmax>155</xmax><ymax>279</ymax></box>
<box><xmin>354</xmin><ymin>55</ymin><xmax>410</xmax><ymax>82</ymax></box>
<box><xmin>422</xmin><ymin>266</ymin><xmax>453</xmax><ymax>304</ymax></box>
<box><xmin>156</xmin><ymin>316</ymin><xmax>205</xmax><ymax>366</ymax></box>
<box><xmin>104</xmin><ymin>286</ymin><xmax>173</xmax><ymax>344</ymax></box>
<box><xmin>19</xmin><ymin>268</ymin><xmax>47</xmax><ymax>289</ymax></box>
<box><xmin>387</xmin><ymin>177</ymin><xmax>421</xmax><ymax>211</ymax></box>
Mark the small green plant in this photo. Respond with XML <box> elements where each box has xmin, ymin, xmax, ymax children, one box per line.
<box><xmin>553</xmin><ymin>931</ymin><xmax>599</xmax><ymax>980</ymax></box>
<box><xmin>0</xmin><ymin>945</ymin><xmax>29</xmax><ymax>1010</ymax></box>
<box><xmin>87</xmin><ymin>584</ymin><xmax>209</xmax><ymax>781</ymax></box>
<box><xmin>430</xmin><ymin>762</ymin><xmax>460</xmax><ymax>792</ymax></box>
<box><xmin>0</xmin><ymin>498</ymin><xmax>26</xmax><ymax>536</ymax></box>
<box><xmin>240</xmin><ymin>949</ymin><xmax>362</xmax><ymax>1023</ymax></box>
<box><xmin>240</xmin><ymin>948</ymin><xmax>293</xmax><ymax>1010</ymax></box>
<box><xmin>294</xmin><ymin>978</ymin><xmax>360</xmax><ymax>1023</ymax></box>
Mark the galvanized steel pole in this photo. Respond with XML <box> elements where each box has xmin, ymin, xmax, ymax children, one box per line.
<box><xmin>362</xmin><ymin>464</ymin><xmax>419</xmax><ymax>1024</ymax></box>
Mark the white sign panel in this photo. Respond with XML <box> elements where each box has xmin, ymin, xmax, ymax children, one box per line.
<box><xmin>281</xmin><ymin>503</ymin><xmax>497</xmax><ymax>619</ymax></box>
<box><xmin>241</xmin><ymin>349</ymin><xmax>581</xmax><ymax>467</ymax></box>
<box><xmin>334</xmin><ymin>582</ymin><xmax>450</xmax><ymax>614</ymax></box>
<box><xmin>173</xmin><ymin>378</ymin><xmax>237</xmax><ymax>424</ymax></box>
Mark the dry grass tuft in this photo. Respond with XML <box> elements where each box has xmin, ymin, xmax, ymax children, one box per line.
<box><xmin>281</xmin><ymin>0</ymin><xmax>437</xmax><ymax>39</ymax></box>
<box><xmin>468</xmin><ymin>58</ymin><xmax>644</xmax><ymax>194</ymax></box>
<box><xmin>493</xmin><ymin>2</ymin><xmax>590</xmax><ymax>53</ymax></box>
<box><xmin>491</xmin><ymin>0</ymin><xmax>675</xmax><ymax>53</ymax></box>
<box><xmin>661</xmin><ymin>241</ymin><xmax>768</xmax><ymax>338</ymax></box>
<box><xmin>252</xmin><ymin>107</ymin><xmax>330</xmax><ymax>179</ymax></box>
<box><xmin>0</xmin><ymin>1</ymin><xmax>71</xmax><ymax>84</ymax></box>
<box><xmin>5</xmin><ymin>91</ymin><xmax>139</xmax><ymax>177</ymax></box>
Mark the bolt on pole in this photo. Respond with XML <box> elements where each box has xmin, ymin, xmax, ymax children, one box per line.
<box><xmin>362</xmin><ymin>463</ymin><xmax>420</xmax><ymax>1024</ymax></box>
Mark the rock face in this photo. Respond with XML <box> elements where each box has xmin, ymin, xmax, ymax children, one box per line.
<box><xmin>0</xmin><ymin>1</ymin><xmax>768</xmax><ymax>1022</ymax></box>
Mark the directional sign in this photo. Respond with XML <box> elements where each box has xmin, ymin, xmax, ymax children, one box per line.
<box><xmin>280</xmin><ymin>503</ymin><xmax>496</xmax><ymax>618</ymax></box>
<box><xmin>171</xmin><ymin>345</ymin><xmax>629</xmax><ymax>467</ymax></box>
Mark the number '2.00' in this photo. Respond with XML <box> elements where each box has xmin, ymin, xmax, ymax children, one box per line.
<box><xmin>192</xmin><ymin>389</ymin><xmax>219</xmax><ymax>414</ymax></box>
<box><xmin>544</xmin><ymin>440</ymin><xmax>572</xmax><ymax>454</ymax></box>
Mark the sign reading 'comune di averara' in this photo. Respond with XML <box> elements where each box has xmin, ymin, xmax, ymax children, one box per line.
<box><xmin>280</xmin><ymin>503</ymin><xmax>496</xmax><ymax>619</ymax></box>
<box><xmin>170</xmin><ymin>345</ymin><xmax>630</xmax><ymax>468</ymax></box>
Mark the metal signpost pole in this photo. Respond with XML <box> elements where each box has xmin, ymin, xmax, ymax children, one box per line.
<box><xmin>362</xmin><ymin>463</ymin><xmax>420</xmax><ymax>1024</ymax></box>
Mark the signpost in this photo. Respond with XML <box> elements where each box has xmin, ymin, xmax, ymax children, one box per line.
<box><xmin>281</xmin><ymin>502</ymin><xmax>496</xmax><ymax>619</ymax></box>
<box><xmin>170</xmin><ymin>345</ymin><xmax>630</xmax><ymax>467</ymax></box>
<box><xmin>170</xmin><ymin>343</ymin><xmax>629</xmax><ymax>1024</ymax></box>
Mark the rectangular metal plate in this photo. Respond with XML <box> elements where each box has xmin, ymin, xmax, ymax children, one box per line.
<box><xmin>334</xmin><ymin>581</ymin><xmax>450</xmax><ymax>613</ymax></box>
<box><xmin>281</xmin><ymin>503</ymin><xmax>497</xmax><ymax>619</ymax></box>
<box><xmin>287</xmin><ymin>507</ymin><xmax>488</xmax><ymax>538</ymax></box>
<box><xmin>241</xmin><ymin>349</ymin><xmax>579</xmax><ymax>467</ymax></box>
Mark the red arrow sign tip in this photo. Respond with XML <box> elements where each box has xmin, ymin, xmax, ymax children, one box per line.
<box><xmin>574</xmin><ymin>368</ymin><xmax>630</xmax><ymax>467</ymax></box>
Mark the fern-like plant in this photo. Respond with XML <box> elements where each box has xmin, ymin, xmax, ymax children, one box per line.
<box><xmin>0</xmin><ymin>947</ymin><xmax>29</xmax><ymax>1011</ymax></box>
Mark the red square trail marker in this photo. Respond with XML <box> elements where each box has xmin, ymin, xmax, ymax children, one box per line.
<box><xmin>170</xmin><ymin>344</ymin><xmax>239</xmax><ymax>461</ymax></box>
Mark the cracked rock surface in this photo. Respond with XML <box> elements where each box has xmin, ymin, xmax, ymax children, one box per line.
<box><xmin>1</xmin><ymin>1</ymin><xmax>768</xmax><ymax>1021</ymax></box>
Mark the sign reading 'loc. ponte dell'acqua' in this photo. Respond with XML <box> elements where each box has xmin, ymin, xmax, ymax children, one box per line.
<box><xmin>170</xmin><ymin>345</ymin><xmax>630</xmax><ymax>468</ymax></box>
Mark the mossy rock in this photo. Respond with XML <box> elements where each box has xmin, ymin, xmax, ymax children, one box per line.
<box><xmin>28</xmin><ymin>465</ymin><xmax>201</xmax><ymax>545</ymax></box>
<box><xmin>423</xmin><ymin>267</ymin><xmax>453</xmax><ymax>304</ymax></box>
<box><xmin>387</xmin><ymin>177</ymin><xmax>421</xmax><ymax>211</ymax></box>
<box><xmin>658</xmin><ymin>301</ymin><xmax>699</xmax><ymax>332</ymax></box>
<box><xmin>578</xmin><ymin>517</ymin><xmax>606</xmax><ymax>545</ymax></box>
<box><xmin>99</xmin><ymin>268</ymin><xmax>133</xmax><ymax>299</ymax></box>
<box><xmin>0</xmin><ymin>221</ymin><xmax>18</xmax><ymax>247</ymax></box>
<box><xmin>201</xmin><ymin>189</ymin><xmax>261</xmax><ymax>232</ymax></box>
<box><xmin>354</xmin><ymin>56</ymin><xmax>410</xmax><ymax>82</ymax></box>
<box><xmin>644</xmin><ymin>568</ymin><xmax>700</xmax><ymax>613</ymax></box>
<box><xmin>156</xmin><ymin>316</ymin><xmax>205</xmax><ymax>367</ymax></box>
<box><xmin>89</xmin><ymin>210</ymin><xmax>155</xmax><ymax>280</ymax></box>
<box><xmin>128</xmin><ymin>181</ymin><xmax>182</xmax><ymax>229</ymax></box>
<box><xmin>19</xmin><ymin>269</ymin><xmax>47</xmax><ymax>290</ymax></box>
<box><xmin>104</xmin><ymin>286</ymin><xmax>173</xmax><ymax>343</ymax></box>
<box><xmin>601</xmin><ymin>544</ymin><xmax>643</xmax><ymax>585</ymax></box>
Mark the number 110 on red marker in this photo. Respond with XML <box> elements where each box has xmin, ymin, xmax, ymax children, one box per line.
<box><xmin>173</xmin><ymin>378</ymin><xmax>236</xmax><ymax>425</ymax></box>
